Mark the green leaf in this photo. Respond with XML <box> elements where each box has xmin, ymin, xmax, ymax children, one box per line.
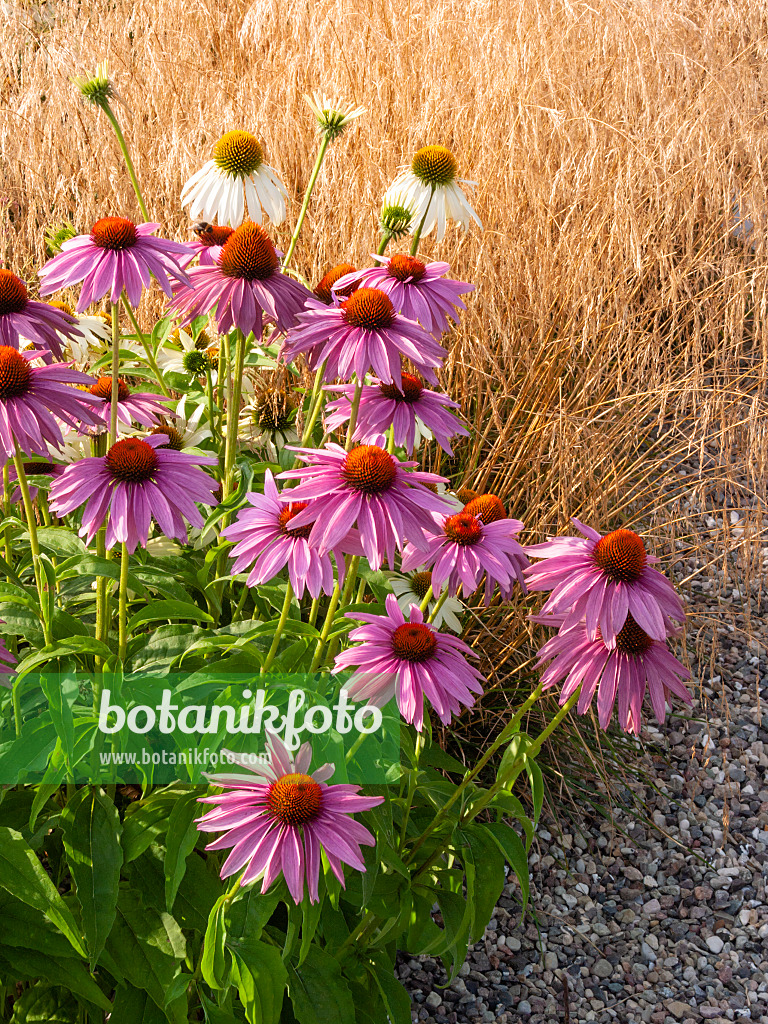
<box><xmin>121</xmin><ymin>784</ymin><xmax>193</xmax><ymax>862</ymax></box>
<box><xmin>0</xmin><ymin>946</ymin><xmax>112</xmax><ymax>1011</ymax></box>
<box><xmin>0</xmin><ymin>827</ymin><xmax>87</xmax><ymax>958</ymax></box>
<box><xmin>127</xmin><ymin>600</ymin><xmax>214</xmax><ymax>633</ymax></box>
<box><xmin>102</xmin><ymin>888</ymin><xmax>186</xmax><ymax>1010</ymax></box>
<box><xmin>434</xmin><ymin>887</ymin><xmax>472</xmax><ymax>980</ymax></box>
<box><xmin>110</xmin><ymin>985</ymin><xmax>172</xmax><ymax>1023</ymax></box>
<box><xmin>8</xmin><ymin>984</ymin><xmax>79</xmax><ymax>1024</ymax></box>
<box><xmin>484</xmin><ymin>820</ymin><xmax>530</xmax><ymax>912</ymax></box>
<box><xmin>368</xmin><ymin>953</ymin><xmax>412</xmax><ymax>1024</ymax></box>
<box><xmin>40</xmin><ymin>673</ymin><xmax>79</xmax><ymax>769</ymax></box>
<box><xmin>298</xmin><ymin>894</ymin><xmax>323</xmax><ymax>967</ymax></box>
<box><xmin>200</xmin><ymin>991</ymin><xmax>243</xmax><ymax>1024</ymax></box>
<box><xmin>459</xmin><ymin>824</ymin><xmax>507</xmax><ymax>942</ymax></box>
<box><xmin>37</xmin><ymin>527</ymin><xmax>87</xmax><ymax>558</ymax></box>
<box><xmin>60</xmin><ymin>787</ymin><xmax>123</xmax><ymax>967</ymax></box>
<box><xmin>287</xmin><ymin>946</ymin><xmax>355</xmax><ymax>1024</ymax></box>
<box><xmin>226</xmin><ymin>887</ymin><xmax>281</xmax><ymax>948</ymax></box>
<box><xmin>0</xmin><ymin>715</ymin><xmax>57</xmax><ymax>781</ymax></box>
<box><xmin>164</xmin><ymin>790</ymin><xmax>201</xmax><ymax>911</ymax></box>
<box><xmin>231</xmin><ymin>940</ymin><xmax>287</xmax><ymax>1024</ymax></box>
<box><xmin>202</xmin><ymin>894</ymin><xmax>232</xmax><ymax>990</ymax></box>
<box><xmin>16</xmin><ymin>638</ymin><xmax>114</xmax><ymax>677</ymax></box>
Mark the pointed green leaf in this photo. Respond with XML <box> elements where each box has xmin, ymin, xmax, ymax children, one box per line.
<box><xmin>0</xmin><ymin>827</ymin><xmax>87</xmax><ymax>958</ymax></box>
<box><xmin>61</xmin><ymin>787</ymin><xmax>123</xmax><ymax>966</ymax></box>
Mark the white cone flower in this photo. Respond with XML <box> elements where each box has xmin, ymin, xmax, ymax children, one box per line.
<box><xmin>181</xmin><ymin>130</ymin><xmax>288</xmax><ymax>227</ymax></box>
<box><xmin>383</xmin><ymin>145</ymin><xmax>482</xmax><ymax>242</ymax></box>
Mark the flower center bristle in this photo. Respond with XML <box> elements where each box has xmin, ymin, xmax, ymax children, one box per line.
<box><xmin>343</xmin><ymin>445</ymin><xmax>397</xmax><ymax>495</ymax></box>
<box><xmin>379</xmin><ymin>372</ymin><xmax>423</xmax><ymax>403</ymax></box>
<box><xmin>196</xmin><ymin>225</ymin><xmax>234</xmax><ymax>247</ymax></box>
<box><xmin>46</xmin><ymin>300</ymin><xmax>74</xmax><ymax>316</ymax></box>
<box><xmin>91</xmin><ymin>217</ymin><xmax>137</xmax><ymax>251</ymax></box>
<box><xmin>150</xmin><ymin>425</ymin><xmax>185</xmax><ymax>450</ymax></box>
<box><xmin>278</xmin><ymin>503</ymin><xmax>313</xmax><ymax>539</ymax></box>
<box><xmin>444</xmin><ymin>511</ymin><xmax>483</xmax><ymax>546</ymax></box>
<box><xmin>456</xmin><ymin>486</ymin><xmax>478</xmax><ymax>504</ymax></box>
<box><xmin>411</xmin><ymin>145</ymin><xmax>458</xmax><ymax>188</ymax></box>
<box><xmin>213</xmin><ymin>130</ymin><xmax>264</xmax><ymax>177</ymax></box>
<box><xmin>592</xmin><ymin>529</ymin><xmax>647</xmax><ymax>583</ymax></box>
<box><xmin>183</xmin><ymin>350</ymin><xmax>209</xmax><ymax>375</ymax></box>
<box><xmin>219</xmin><ymin>222</ymin><xmax>279</xmax><ymax>281</ymax></box>
<box><xmin>614</xmin><ymin>614</ymin><xmax>654</xmax><ymax>655</ymax></box>
<box><xmin>387</xmin><ymin>255</ymin><xmax>426</xmax><ymax>283</ymax></box>
<box><xmin>105</xmin><ymin>438</ymin><xmax>158</xmax><ymax>483</ymax></box>
<box><xmin>410</xmin><ymin>571</ymin><xmax>433</xmax><ymax>601</ymax></box>
<box><xmin>267</xmin><ymin>773</ymin><xmax>323</xmax><ymax>826</ymax></box>
<box><xmin>90</xmin><ymin>376</ymin><xmax>131</xmax><ymax>402</ymax></box>
<box><xmin>341</xmin><ymin>288</ymin><xmax>395</xmax><ymax>331</ymax></box>
<box><xmin>391</xmin><ymin>622</ymin><xmax>437</xmax><ymax>663</ymax></box>
<box><xmin>0</xmin><ymin>270</ymin><xmax>29</xmax><ymax>316</ymax></box>
<box><xmin>0</xmin><ymin>347</ymin><xmax>32</xmax><ymax>399</ymax></box>
<box><xmin>257</xmin><ymin>403</ymin><xmax>290</xmax><ymax>431</ymax></box>
<box><xmin>463</xmin><ymin>494</ymin><xmax>506</xmax><ymax>524</ymax></box>
<box><xmin>314</xmin><ymin>264</ymin><xmax>357</xmax><ymax>304</ymax></box>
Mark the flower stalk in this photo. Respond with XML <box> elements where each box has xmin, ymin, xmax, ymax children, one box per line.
<box><xmin>12</xmin><ymin>447</ymin><xmax>52</xmax><ymax>646</ymax></box>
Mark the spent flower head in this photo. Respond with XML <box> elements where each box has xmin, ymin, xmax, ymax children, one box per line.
<box><xmin>379</xmin><ymin>197</ymin><xmax>416</xmax><ymax>242</ymax></box>
<box><xmin>72</xmin><ymin>60</ymin><xmax>111</xmax><ymax>106</ymax></box>
<box><xmin>304</xmin><ymin>92</ymin><xmax>365</xmax><ymax>141</ymax></box>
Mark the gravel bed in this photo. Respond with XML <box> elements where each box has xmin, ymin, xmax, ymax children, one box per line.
<box><xmin>401</xmin><ymin>500</ymin><xmax>768</xmax><ymax>1023</ymax></box>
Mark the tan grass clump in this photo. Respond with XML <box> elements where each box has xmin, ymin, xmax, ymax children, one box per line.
<box><xmin>1</xmin><ymin>0</ymin><xmax>766</xmax><ymax>741</ymax></box>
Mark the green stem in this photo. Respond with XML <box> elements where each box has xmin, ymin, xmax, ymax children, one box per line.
<box><xmin>398</xmin><ymin>731</ymin><xmax>424</xmax><ymax>851</ymax></box>
<box><xmin>109</xmin><ymin>302</ymin><xmax>120</xmax><ymax>446</ymax></box>
<box><xmin>376</xmin><ymin>233</ymin><xmax>392</xmax><ymax>256</ymax></box>
<box><xmin>322</xmin><ymin>554</ymin><xmax>361</xmax><ymax>668</ymax></box>
<box><xmin>283</xmin><ymin>135</ymin><xmax>331</xmax><ymax>270</ymax></box>
<box><xmin>345</xmin><ymin>378</ymin><xmax>364</xmax><ymax>452</ymax></box>
<box><xmin>223</xmin><ymin>330</ymin><xmax>247</xmax><ymax>504</ymax></box>
<box><xmin>205</xmin><ymin>368</ymin><xmax>222</xmax><ymax>478</ymax></box>
<box><xmin>308</xmin><ymin>597</ymin><xmax>319</xmax><ymax>628</ymax></box>
<box><xmin>121</xmin><ymin>296</ymin><xmax>171</xmax><ymax>397</ymax></box>
<box><xmin>310</xmin><ymin>584</ymin><xmax>340</xmax><ymax>671</ymax></box>
<box><xmin>418</xmin><ymin>584</ymin><xmax>434</xmax><ymax>614</ymax></box>
<box><xmin>261</xmin><ymin>584</ymin><xmax>294</xmax><ymax>675</ymax></box>
<box><xmin>12</xmin><ymin>449</ymin><xmax>51</xmax><ymax>645</ymax></box>
<box><xmin>100</xmin><ymin>102</ymin><xmax>150</xmax><ymax>221</ymax></box>
<box><xmin>12</xmin><ymin>682</ymin><xmax>21</xmax><ymax>738</ymax></box>
<box><xmin>427</xmin><ymin>590</ymin><xmax>449</xmax><ymax>624</ymax></box>
<box><xmin>409</xmin><ymin>187</ymin><xmax>435</xmax><ymax>257</ymax></box>
<box><xmin>404</xmin><ymin>682</ymin><xmax>546</xmax><ymax>866</ymax></box>
<box><xmin>118</xmin><ymin>543</ymin><xmax>129</xmax><ymax>661</ymax></box>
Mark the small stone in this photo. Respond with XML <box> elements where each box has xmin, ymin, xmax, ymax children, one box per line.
<box><xmin>667</xmin><ymin>1003</ymin><xmax>692</xmax><ymax>1020</ymax></box>
<box><xmin>544</xmin><ymin>952</ymin><xmax>558</xmax><ymax>970</ymax></box>
<box><xmin>642</xmin><ymin>899</ymin><xmax>662</xmax><ymax>915</ymax></box>
<box><xmin>705</xmin><ymin>936</ymin><xmax>724</xmax><ymax>954</ymax></box>
<box><xmin>425</xmin><ymin>993</ymin><xmax>442</xmax><ymax>1009</ymax></box>
<box><xmin>517</xmin><ymin>1000</ymin><xmax>532</xmax><ymax>1016</ymax></box>
<box><xmin>593</xmin><ymin>959</ymin><xmax>613</xmax><ymax>979</ymax></box>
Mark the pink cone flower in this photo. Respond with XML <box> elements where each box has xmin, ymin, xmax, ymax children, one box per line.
<box><xmin>277</xmin><ymin>442</ymin><xmax>453</xmax><ymax>570</ymax></box>
<box><xmin>168</xmin><ymin>221</ymin><xmax>312</xmax><ymax>339</ymax></box>
<box><xmin>49</xmin><ymin>434</ymin><xmax>218</xmax><ymax>551</ymax></box>
<box><xmin>524</xmin><ymin>518</ymin><xmax>686</xmax><ymax>646</ymax></box>
<box><xmin>334</xmin><ymin>593</ymin><xmax>485</xmax><ymax>731</ymax></box>
<box><xmin>0</xmin><ymin>269</ymin><xmax>83</xmax><ymax>360</ymax></box>
<box><xmin>86</xmin><ymin>375</ymin><xmax>170</xmax><ymax>432</ymax></box>
<box><xmin>196</xmin><ymin>732</ymin><xmax>383</xmax><ymax>904</ymax></box>
<box><xmin>38</xmin><ymin>217</ymin><xmax>193</xmax><ymax>310</ymax></box>
<box><xmin>279</xmin><ymin>287</ymin><xmax>447</xmax><ymax>389</ymax></box>
<box><xmin>334</xmin><ymin>255</ymin><xmax>474</xmax><ymax>338</ymax></box>
<box><xmin>0</xmin><ymin>346</ymin><xmax>101</xmax><ymax>460</ymax></box>
<box><xmin>222</xmin><ymin>469</ymin><xmax>360</xmax><ymax>598</ymax></box>
<box><xmin>180</xmin><ymin>223</ymin><xmax>235</xmax><ymax>267</ymax></box>
<box><xmin>532</xmin><ymin>612</ymin><xmax>693</xmax><ymax>734</ymax></box>
<box><xmin>401</xmin><ymin>494</ymin><xmax>528</xmax><ymax>603</ymax></box>
<box><xmin>324</xmin><ymin>372</ymin><xmax>469</xmax><ymax>456</ymax></box>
